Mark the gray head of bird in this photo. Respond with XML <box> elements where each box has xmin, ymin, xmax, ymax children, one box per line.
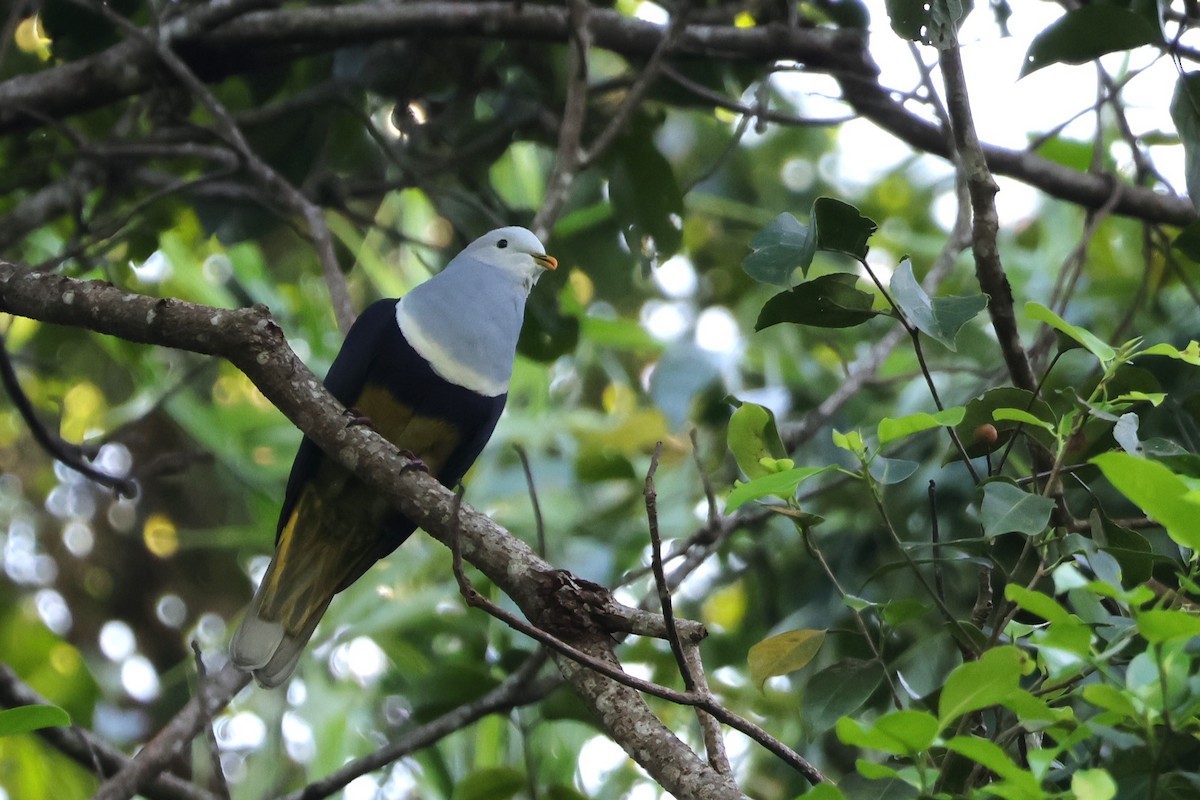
<box><xmin>461</xmin><ymin>226</ymin><xmax>558</xmax><ymax>291</ymax></box>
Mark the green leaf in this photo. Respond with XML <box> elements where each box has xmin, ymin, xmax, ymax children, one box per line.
<box><xmin>979</xmin><ymin>481</ymin><xmax>1056</xmax><ymax>537</ymax></box>
<box><xmin>884</xmin><ymin>0</ymin><xmax>928</xmax><ymax>40</ymax></box>
<box><xmin>802</xmin><ymin>659</ymin><xmax>885</xmax><ymax>734</ymax></box>
<box><xmin>744</xmin><ymin>213</ymin><xmax>815</xmax><ymax>285</ymax></box>
<box><xmin>1173</xmin><ymin>218</ymin><xmax>1200</xmax><ymax>259</ymax></box>
<box><xmin>953</xmin><ymin>388</ymin><xmax>1058</xmax><ymax>459</ymax></box>
<box><xmin>1091</xmin><ymin>452</ymin><xmax>1200</xmax><ymax>549</ymax></box>
<box><xmin>1025</xmin><ymin>302</ymin><xmax>1116</xmax><ymax>364</ymax></box>
<box><xmin>1020</xmin><ymin>6</ymin><xmax>1160</xmax><ymax>78</ymax></box>
<box><xmin>1072</xmin><ymin>768</ymin><xmax>1117</xmax><ymax>800</ymax></box>
<box><xmin>832</xmin><ymin>429</ymin><xmax>867</xmax><ymax>458</ymax></box>
<box><xmin>609</xmin><ymin>125</ymin><xmax>684</xmax><ymax>259</ymax></box>
<box><xmin>938</xmin><ymin>646</ymin><xmax>1026</xmax><ymax>726</ymax></box>
<box><xmin>868</xmin><ymin>456</ymin><xmax>919</xmax><ymax>485</ymax></box>
<box><xmin>1082</xmin><ymin>684</ymin><xmax>1139</xmax><ymax>719</ymax></box>
<box><xmin>812</xmin><ymin>197</ymin><xmax>877</xmax><ymax>260</ymax></box>
<box><xmin>1135</xmin><ymin>609</ymin><xmax>1200</xmax><ymax>643</ymax></box>
<box><xmin>1005</xmin><ymin>584</ymin><xmax>1073</xmax><ymax>626</ymax></box>
<box><xmin>801</xmin><ymin>784</ymin><xmax>847</xmax><ymax>800</ymax></box>
<box><xmin>992</xmin><ymin>407</ymin><xmax>1057</xmax><ymax>433</ymax></box>
<box><xmin>0</xmin><ymin>705</ymin><xmax>71</xmax><ymax>737</ymax></box>
<box><xmin>881</xmin><ymin>598</ymin><xmax>930</xmax><ymax>627</ymax></box>
<box><xmin>854</xmin><ymin>760</ymin><xmax>903</xmax><ymax>781</ymax></box>
<box><xmin>944</xmin><ymin>736</ymin><xmax>1042</xmax><ymax>795</ymax></box>
<box><xmin>836</xmin><ymin>710</ymin><xmax>939</xmax><ymax>755</ymax></box>
<box><xmin>755</xmin><ymin>273</ymin><xmax>879</xmax><ymax>331</ymax></box>
<box><xmin>878</xmin><ymin>407</ymin><xmax>966</xmax><ymax>445</ymax></box>
<box><xmin>1171</xmin><ymin>72</ymin><xmax>1200</xmax><ymax>213</ymax></box>
<box><xmin>889</xmin><ymin>259</ymin><xmax>987</xmax><ymax>350</ymax></box>
<box><xmin>1139</xmin><ymin>340</ymin><xmax>1200</xmax><ymax>365</ymax></box>
<box><xmin>884</xmin><ymin>0</ymin><xmax>972</xmax><ymax>47</ymax></box>
<box><xmin>726</xmin><ymin>466</ymin><xmax>831</xmax><ymax>511</ymax></box>
<box><xmin>452</xmin><ymin>767</ymin><xmax>526</xmax><ymax>800</ymax></box>
<box><xmin>726</xmin><ymin>398</ymin><xmax>789</xmax><ymax>479</ymax></box>
<box><xmin>748</xmin><ymin>629</ymin><xmax>826</xmax><ymax>689</ymax></box>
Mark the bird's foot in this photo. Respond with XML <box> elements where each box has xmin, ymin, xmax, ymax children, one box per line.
<box><xmin>344</xmin><ymin>407</ymin><xmax>375</xmax><ymax>429</ymax></box>
<box><xmin>398</xmin><ymin>449</ymin><xmax>429</xmax><ymax>474</ymax></box>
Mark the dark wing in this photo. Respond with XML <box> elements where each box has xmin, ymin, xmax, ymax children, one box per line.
<box><xmin>276</xmin><ymin>298</ymin><xmax>398</xmax><ymax>539</ymax></box>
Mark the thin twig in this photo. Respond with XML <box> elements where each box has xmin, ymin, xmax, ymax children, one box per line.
<box><xmin>278</xmin><ymin>652</ymin><xmax>554</xmax><ymax>800</ymax></box>
<box><xmin>90</xmin><ymin>664</ymin><xmax>251</xmax><ymax>800</ymax></box>
<box><xmin>449</xmin><ymin>476</ymin><xmax>826</xmax><ymax>785</ymax></box>
<box><xmin>938</xmin><ymin>40</ymin><xmax>1036</xmax><ymax>393</ymax></box>
<box><xmin>581</xmin><ymin>5</ymin><xmax>690</xmax><ymax>166</ymax></box>
<box><xmin>0</xmin><ymin>332</ymin><xmax>137</xmax><ymax>496</ymax></box>
<box><xmin>0</xmin><ymin>664</ymin><xmax>216</xmax><ymax>800</ymax></box>
<box><xmin>682</xmin><ymin>643</ymin><xmax>732</xmax><ymax>775</ymax></box>
<box><xmin>928</xmin><ymin>480</ymin><xmax>945</xmax><ymax>609</ymax></box>
<box><xmin>83</xmin><ymin>0</ymin><xmax>355</xmax><ymax>333</ymax></box>
<box><xmin>190</xmin><ymin>642</ymin><xmax>231</xmax><ymax>800</ymax></box>
<box><xmin>514</xmin><ymin>444</ymin><xmax>546</xmax><ymax>558</ymax></box>
<box><xmin>530</xmin><ymin>0</ymin><xmax>591</xmax><ymax>240</ymax></box>
<box><xmin>644</xmin><ymin>441</ymin><xmax>693</xmax><ymax>690</ymax></box>
<box><xmin>688</xmin><ymin>428</ymin><xmax>719</xmax><ymax>530</ymax></box>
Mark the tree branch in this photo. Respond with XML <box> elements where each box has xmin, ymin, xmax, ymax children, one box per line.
<box><xmin>0</xmin><ymin>663</ymin><xmax>217</xmax><ymax>800</ymax></box>
<box><xmin>1</xmin><ymin>2</ymin><xmax>1189</xmax><ymax>228</ymax></box>
<box><xmin>0</xmin><ymin>262</ymin><xmax>743</xmax><ymax>800</ymax></box>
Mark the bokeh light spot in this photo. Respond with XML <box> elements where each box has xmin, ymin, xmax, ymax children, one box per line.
<box><xmin>142</xmin><ymin>513</ymin><xmax>179</xmax><ymax>558</ymax></box>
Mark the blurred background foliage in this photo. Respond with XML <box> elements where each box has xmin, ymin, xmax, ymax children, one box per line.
<box><xmin>1</xmin><ymin>1</ymin><xmax>1199</xmax><ymax>799</ymax></box>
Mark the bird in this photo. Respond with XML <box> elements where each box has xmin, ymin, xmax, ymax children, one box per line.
<box><xmin>230</xmin><ymin>226</ymin><xmax>557</xmax><ymax>688</ymax></box>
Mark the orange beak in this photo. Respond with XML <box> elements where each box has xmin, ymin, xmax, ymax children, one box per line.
<box><xmin>535</xmin><ymin>253</ymin><xmax>558</xmax><ymax>271</ymax></box>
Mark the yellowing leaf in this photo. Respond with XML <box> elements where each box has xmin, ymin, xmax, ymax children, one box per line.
<box><xmin>15</xmin><ymin>16</ymin><xmax>52</xmax><ymax>61</ymax></box>
<box><xmin>702</xmin><ymin>580</ymin><xmax>747</xmax><ymax>633</ymax></box>
<box><xmin>748</xmin><ymin>629</ymin><xmax>826</xmax><ymax>689</ymax></box>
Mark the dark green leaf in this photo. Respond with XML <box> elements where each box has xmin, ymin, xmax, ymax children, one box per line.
<box><xmin>883</xmin><ymin>0</ymin><xmax>973</xmax><ymax>47</ymax></box>
<box><xmin>952</xmin><ymin>387</ymin><xmax>1057</xmax><ymax>459</ymax></box>
<box><xmin>743</xmin><ymin>212</ymin><xmax>815</xmax><ymax>285</ymax></box>
<box><xmin>609</xmin><ymin>125</ymin><xmax>684</xmax><ymax>260</ymax></box>
<box><xmin>889</xmin><ymin>259</ymin><xmax>987</xmax><ymax>350</ymax></box>
<box><xmin>1171</xmin><ymin>73</ymin><xmax>1200</xmax><ymax>213</ymax></box>
<box><xmin>756</xmin><ymin>273</ymin><xmax>879</xmax><ymax>330</ymax></box>
<box><xmin>1173</xmin><ymin>218</ymin><xmax>1200</xmax><ymax>259</ymax></box>
<box><xmin>1091</xmin><ymin>510</ymin><xmax>1154</xmax><ymax>585</ymax></box>
<box><xmin>812</xmin><ymin>197</ymin><xmax>877</xmax><ymax>260</ymax></box>
<box><xmin>978</xmin><ymin>480</ymin><xmax>1056</xmax><ymax>537</ymax></box>
<box><xmin>884</xmin><ymin>0</ymin><xmax>927</xmax><ymax>40</ymax></box>
<box><xmin>802</xmin><ymin>659</ymin><xmax>884</xmax><ymax>734</ymax></box>
<box><xmin>0</xmin><ymin>705</ymin><xmax>71</xmax><ymax>737</ymax></box>
<box><xmin>1021</xmin><ymin>7</ymin><xmax>1161</xmax><ymax>78</ymax></box>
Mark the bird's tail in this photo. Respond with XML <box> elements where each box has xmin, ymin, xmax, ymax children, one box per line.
<box><xmin>230</xmin><ymin>489</ymin><xmax>376</xmax><ymax>688</ymax></box>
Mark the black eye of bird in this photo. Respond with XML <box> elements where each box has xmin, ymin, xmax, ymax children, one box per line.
<box><xmin>497</xmin><ymin>239</ymin><xmax>508</xmax><ymax>249</ymax></box>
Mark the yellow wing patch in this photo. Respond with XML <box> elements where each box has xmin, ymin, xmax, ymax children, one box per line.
<box><xmin>352</xmin><ymin>384</ymin><xmax>463</xmax><ymax>477</ymax></box>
